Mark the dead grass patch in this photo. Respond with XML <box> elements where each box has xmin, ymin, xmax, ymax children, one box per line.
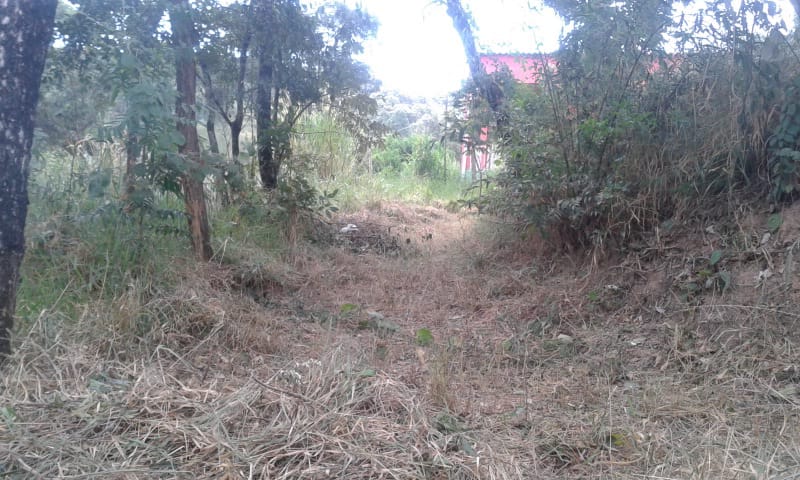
<box><xmin>3</xmin><ymin>203</ymin><xmax>800</xmax><ymax>479</ymax></box>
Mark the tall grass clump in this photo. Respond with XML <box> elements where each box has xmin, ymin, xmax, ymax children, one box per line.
<box><xmin>317</xmin><ymin>133</ymin><xmax>467</xmax><ymax>211</ymax></box>
<box><xmin>292</xmin><ymin>112</ymin><xmax>363</xmax><ymax>181</ymax></box>
<box><xmin>290</xmin><ymin>110</ymin><xmax>467</xmax><ymax>212</ymax></box>
<box><xmin>18</xmin><ymin>145</ymin><xmax>193</xmax><ymax>334</ymax></box>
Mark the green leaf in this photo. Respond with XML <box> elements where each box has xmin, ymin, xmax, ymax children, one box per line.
<box><xmin>339</xmin><ymin>303</ymin><xmax>358</xmax><ymax>314</ymax></box>
<box><xmin>718</xmin><ymin>271</ymin><xmax>731</xmax><ymax>291</ymax></box>
<box><xmin>459</xmin><ymin>437</ymin><xmax>477</xmax><ymax>456</ymax></box>
<box><xmin>0</xmin><ymin>406</ymin><xmax>16</xmax><ymax>425</ymax></box>
<box><xmin>709</xmin><ymin>250</ymin><xmax>723</xmax><ymax>266</ymax></box>
<box><xmin>415</xmin><ymin>328</ymin><xmax>434</xmax><ymax>346</ymax></box>
<box><xmin>767</xmin><ymin>213</ymin><xmax>783</xmax><ymax>233</ymax></box>
<box><xmin>357</xmin><ymin>368</ymin><xmax>376</xmax><ymax>378</ymax></box>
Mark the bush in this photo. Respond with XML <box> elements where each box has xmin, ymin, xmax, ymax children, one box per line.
<box><xmin>466</xmin><ymin>0</ymin><xmax>800</xmax><ymax>253</ymax></box>
<box><xmin>372</xmin><ymin>135</ymin><xmax>455</xmax><ymax>179</ymax></box>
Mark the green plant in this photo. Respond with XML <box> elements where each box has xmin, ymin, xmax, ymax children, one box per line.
<box><xmin>674</xmin><ymin>250</ymin><xmax>732</xmax><ymax>301</ymax></box>
<box><xmin>456</xmin><ymin>0</ymin><xmax>797</xmax><ymax>254</ymax></box>
<box><xmin>274</xmin><ymin>173</ymin><xmax>339</xmax><ymax>243</ymax></box>
<box><xmin>769</xmin><ymin>88</ymin><xmax>800</xmax><ymax>200</ymax></box>
<box><xmin>372</xmin><ymin>134</ymin><xmax>455</xmax><ymax>180</ymax></box>
<box><xmin>416</xmin><ymin>328</ymin><xmax>434</xmax><ymax>346</ymax></box>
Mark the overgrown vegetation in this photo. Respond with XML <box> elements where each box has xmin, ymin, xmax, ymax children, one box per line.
<box><xmin>3</xmin><ymin>0</ymin><xmax>800</xmax><ymax>478</ymax></box>
<box><xmin>456</xmin><ymin>0</ymin><xmax>800</xmax><ymax>254</ymax></box>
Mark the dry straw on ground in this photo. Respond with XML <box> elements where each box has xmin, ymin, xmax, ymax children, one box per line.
<box><xmin>2</xmin><ymin>202</ymin><xmax>800</xmax><ymax>479</ymax></box>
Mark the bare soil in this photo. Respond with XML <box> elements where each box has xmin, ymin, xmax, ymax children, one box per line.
<box><xmin>3</xmin><ymin>202</ymin><xmax>800</xmax><ymax>479</ymax></box>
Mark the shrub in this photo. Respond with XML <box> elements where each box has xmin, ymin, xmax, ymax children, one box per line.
<box><xmin>464</xmin><ymin>0</ymin><xmax>800</xmax><ymax>253</ymax></box>
<box><xmin>372</xmin><ymin>134</ymin><xmax>454</xmax><ymax>180</ymax></box>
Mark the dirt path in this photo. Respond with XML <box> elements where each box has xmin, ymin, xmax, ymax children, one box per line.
<box><xmin>276</xmin><ymin>202</ymin><xmax>800</xmax><ymax>478</ymax></box>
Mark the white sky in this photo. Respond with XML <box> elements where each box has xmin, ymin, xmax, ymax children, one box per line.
<box><xmin>351</xmin><ymin>0</ymin><xmax>798</xmax><ymax>99</ymax></box>
<box><xmin>352</xmin><ymin>0</ymin><xmax>562</xmax><ymax>98</ymax></box>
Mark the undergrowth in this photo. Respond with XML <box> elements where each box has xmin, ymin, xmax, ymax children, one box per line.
<box><xmin>320</xmin><ymin>169</ymin><xmax>469</xmax><ymax>212</ymax></box>
<box><xmin>456</xmin><ymin>2</ymin><xmax>800</xmax><ymax>255</ymax></box>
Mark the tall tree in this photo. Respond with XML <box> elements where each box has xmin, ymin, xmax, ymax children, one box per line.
<box><xmin>196</xmin><ymin>0</ymin><xmax>252</xmax><ymax>165</ymax></box>
<box><xmin>0</xmin><ymin>0</ymin><xmax>58</xmax><ymax>358</ymax></box>
<box><xmin>254</xmin><ymin>0</ymin><xmax>284</xmax><ymax>189</ymax></box>
<box><xmin>170</xmin><ymin>0</ymin><xmax>214</xmax><ymax>260</ymax></box>
<box><xmin>252</xmin><ymin>0</ymin><xmax>377</xmax><ymax>189</ymax></box>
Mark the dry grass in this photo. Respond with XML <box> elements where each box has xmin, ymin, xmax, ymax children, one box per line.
<box><xmin>3</xmin><ymin>201</ymin><xmax>800</xmax><ymax>479</ymax></box>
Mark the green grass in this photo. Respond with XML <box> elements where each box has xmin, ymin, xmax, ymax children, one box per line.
<box><xmin>15</xmin><ymin>140</ymin><xmax>468</xmax><ymax>335</ymax></box>
<box><xmin>319</xmin><ymin>170</ymin><xmax>470</xmax><ymax>212</ymax></box>
<box><xmin>210</xmin><ymin>199</ymin><xmax>287</xmax><ymax>258</ymax></box>
<box><xmin>19</xmin><ymin>206</ymin><xmax>189</xmax><ymax>326</ymax></box>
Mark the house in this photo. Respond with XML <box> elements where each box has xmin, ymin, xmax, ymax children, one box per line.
<box><xmin>460</xmin><ymin>53</ymin><xmax>555</xmax><ymax>176</ymax></box>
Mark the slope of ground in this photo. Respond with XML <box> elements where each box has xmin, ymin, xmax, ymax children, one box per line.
<box><xmin>2</xmin><ymin>202</ymin><xmax>800</xmax><ymax>479</ymax></box>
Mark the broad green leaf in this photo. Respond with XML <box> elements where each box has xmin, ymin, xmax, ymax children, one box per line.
<box><xmin>709</xmin><ymin>250</ymin><xmax>723</xmax><ymax>266</ymax></box>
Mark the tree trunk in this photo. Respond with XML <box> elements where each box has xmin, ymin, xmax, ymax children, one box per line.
<box><xmin>0</xmin><ymin>0</ymin><xmax>57</xmax><ymax>359</ymax></box>
<box><xmin>231</xmin><ymin>30</ymin><xmax>251</xmax><ymax>163</ymax></box>
<box><xmin>231</xmin><ymin>121</ymin><xmax>243</xmax><ymax>161</ymax></box>
<box><xmin>207</xmin><ymin>109</ymin><xmax>220</xmax><ymax>155</ymax></box>
<box><xmin>198</xmin><ymin>28</ymin><xmax>249</xmax><ymax>165</ymax></box>
<box><xmin>170</xmin><ymin>0</ymin><xmax>213</xmax><ymax>261</ymax></box>
<box><xmin>254</xmin><ymin>0</ymin><xmax>279</xmax><ymax>190</ymax></box>
<box><xmin>207</xmin><ymin>109</ymin><xmax>231</xmax><ymax>206</ymax></box>
<box><xmin>257</xmin><ymin>59</ymin><xmax>278</xmax><ymax>189</ymax></box>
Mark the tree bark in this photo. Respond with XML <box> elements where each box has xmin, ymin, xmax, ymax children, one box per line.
<box><xmin>170</xmin><ymin>0</ymin><xmax>213</xmax><ymax>261</ymax></box>
<box><xmin>231</xmin><ymin>29</ymin><xmax>251</xmax><ymax>163</ymax></box>
<box><xmin>206</xmin><ymin>109</ymin><xmax>220</xmax><ymax>156</ymax></box>
<box><xmin>254</xmin><ymin>0</ymin><xmax>279</xmax><ymax>190</ymax></box>
<box><xmin>0</xmin><ymin>0</ymin><xmax>57</xmax><ymax>358</ymax></box>
<box><xmin>207</xmin><ymin>109</ymin><xmax>231</xmax><ymax>206</ymax></box>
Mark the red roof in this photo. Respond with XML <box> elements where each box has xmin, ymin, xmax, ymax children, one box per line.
<box><xmin>479</xmin><ymin>54</ymin><xmax>556</xmax><ymax>84</ymax></box>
